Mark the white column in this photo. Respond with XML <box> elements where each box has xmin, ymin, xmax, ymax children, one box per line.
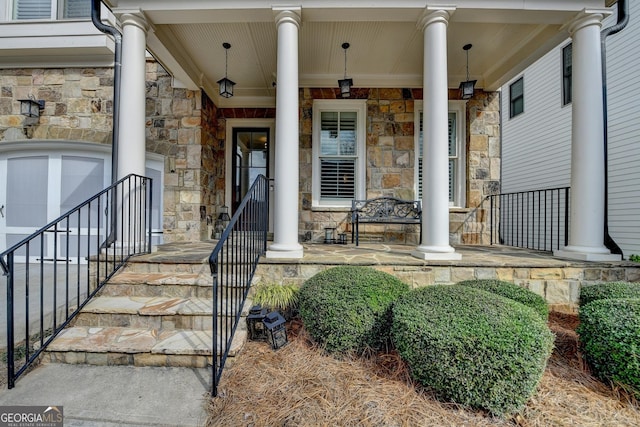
<box><xmin>118</xmin><ymin>13</ymin><xmax>148</xmax><ymax>179</ymax></box>
<box><xmin>266</xmin><ymin>7</ymin><xmax>304</xmax><ymax>259</ymax></box>
<box><xmin>413</xmin><ymin>7</ymin><xmax>461</xmax><ymax>261</ymax></box>
<box><xmin>117</xmin><ymin>13</ymin><xmax>148</xmax><ymax>248</ymax></box>
<box><xmin>555</xmin><ymin>10</ymin><xmax>620</xmax><ymax>261</ymax></box>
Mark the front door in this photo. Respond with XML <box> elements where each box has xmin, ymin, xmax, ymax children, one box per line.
<box><xmin>231</xmin><ymin>128</ymin><xmax>269</xmax><ymax>212</ymax></box>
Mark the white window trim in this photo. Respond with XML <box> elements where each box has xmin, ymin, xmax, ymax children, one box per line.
<box><xmin>414</xmin><ymin>100</ymin><xmax>466</xmax><ymax>208</ymax></box>
<box><xmin>312</xmin><ymin>99</ymin><xmax>366</xmax><ymax>208</ymax></box>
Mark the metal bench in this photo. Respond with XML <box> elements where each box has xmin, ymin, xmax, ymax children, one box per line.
<box><xmin>351</xmin><ymin>197</ymin><xmax>421</xmax><ymax>246</ymax></box>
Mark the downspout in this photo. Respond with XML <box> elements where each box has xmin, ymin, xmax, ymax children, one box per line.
<box><xmin>91</xmin><ymin>0</ymin><xmax>122</xmax><ymax>247</ymax></box>
<box><xmin>91</xmin><ymin>0</ymin><xmax>122</xmax><ymax>185</ymax></box>
<box><xmin>601</xmin><ymin>0</ymin><xmax>629</xmax><ymax>257</ymax></box>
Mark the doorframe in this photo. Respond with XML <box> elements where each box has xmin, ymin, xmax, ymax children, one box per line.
<box><xmin>225</xmin><ymin>119</ymin><xmax>276</xmax><ymax>231</ymax></box>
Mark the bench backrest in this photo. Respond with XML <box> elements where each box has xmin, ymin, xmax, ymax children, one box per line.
<box><xmin>352</xmin><ymin>197</ymin><xmax>421</xmax><ymax>221</ymax></box>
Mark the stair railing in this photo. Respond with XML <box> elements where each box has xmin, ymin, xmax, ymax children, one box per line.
<box><xmin>208</xmin><ymin>175</ymin><xmax>269</xmax><ymax>397</ymax></box>
<box><xmin>1</xmin><ymin>174</ymin><xmax>152</xmax><ymax>388</ymax></box>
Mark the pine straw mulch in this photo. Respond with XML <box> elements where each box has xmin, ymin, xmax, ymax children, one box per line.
<box><xmin>206</xmin><ymin>312</ymin><xmax>640</xmax><ymax>427</ymax></box>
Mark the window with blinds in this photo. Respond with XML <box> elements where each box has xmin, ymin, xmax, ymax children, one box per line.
<box><xmin>416</xmin><ymin>112</ymin><xmax>457</xmax><ymax>203</ymax></box>
<box><xmin>13</xmin><ymin>0</ymin><xmax>91</xmax><ymax>20</ymax></box>
<box><xmin>319</xmin><ymin>111</ymin><xmax>357</xmax><ymax>200</ymax></box>
<box><xmin>14</xmin><ymin>0</ymin><xmax>51</xmax><ymax>19</ymax></box>
<box><xmin>63</xmin><ymin>0</ymin><xmax>91</xmax><ymax>18</ymax></box>
<box><xmin>312</xmin><ymin>100</ymin><xmax>366</xmax><ymax>207</ymax></box>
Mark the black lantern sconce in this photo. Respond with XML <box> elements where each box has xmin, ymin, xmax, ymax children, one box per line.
<box><xmin>217</xmin><ymin>42</ymin><xmax>235</xmax><ymax>98</ymax></box>
<box><xmin>19</xmin><ymin>96</ymin><xmax>45</xmax><ymax>123</ymax></box>
<box><xmin>338</xmin><ymin>42</ymin><xmax>353</xmax><ymax>98</ymax></box>
<box><xmin>214</xmin><ymin>205</ymin><xmax>231</xmax><ymax>238</ymax></box>
<box><xmin>246</xmin><ymin>305</ymin><xmax>268</xmax><ymax>341</ymax></box>
<box><xmin>263</xmin><ymin>311</ymin><xmax>288</xmax><ymax>350</ymax></box>
<box><xmin>459</xmin><ymin>44</ymin><xmax>476</xmax><ymax>100</ymax></box>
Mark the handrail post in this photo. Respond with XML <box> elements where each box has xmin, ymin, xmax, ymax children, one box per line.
<box><xmin>6</xmin><ymin>251</ymin><xmax>15</xmax><ymax>389</ymax></box>
<box><xmin>564</xmin><ymin>187</ymin><xmax>570</xmax><ymax>248</ymax></box>
<box><xmin>210</xmin><ymin>258</ymin><xmax>219</xmax><ymax>396</ymax></box>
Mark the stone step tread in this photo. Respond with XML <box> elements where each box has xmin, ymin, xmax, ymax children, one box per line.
<box><xmin>48</xmin><ymin>326</ymin><xmax>245</xmax><ymax>356</ymax></box>
<box><xmin>109</xmin><ymin>271</ymin><xmax>212</xmax><ymax>287</ymax></box>
<box><xmin>84</xmin><ymin>296</ymin><xmax>213</xmax><ymax>316</ymax></box>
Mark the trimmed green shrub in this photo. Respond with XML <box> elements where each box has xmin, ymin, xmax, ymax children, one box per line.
<box><xmin>457</xmin><ymin>279</ymin><xmax>549</xmax><ymax>320</ymax></box>
<box><xmin>577</xmin><ymin>298</ymin><xmax>640</xmax><ymax>397</ymax></box>
<box><xmin>579</xmin><ymin>282</ymin><xmax>640</xmax><ymax>306</ymax></box>
<box><xmin>298</xmin><ymin>266</ymin><xmax>410</xmax><ymax>354</ymax></box>
<box><xmin>392</xmin><ymin>285</ymin><xmax>554</xmax><ymax>415</ymax></box>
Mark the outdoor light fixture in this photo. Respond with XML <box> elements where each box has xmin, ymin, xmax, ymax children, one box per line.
<box><xmin>214</xmin><ymin>205</ymin><xmax>231</xmax><ymax>238</ymax></box>
<box><xmin>263</xmin><ymin>311</ymin><xmax>288</xmax><ymax>350</ymax></box>
<box><xmin>459</xmin><ymin>44</ymin><xmax>477</xmax><ymax>100</ymax></box>
<box><xmin>246</xmin><ymin>305</ymin><xmax>268</xmax><ymax>341</ymax></box>
<box><xmin>338</xmin><ymin>42</ymin><xmax>353</xmax><ymax>98</ymax></box>
<box><xmin>324</xmin><ymin>227</ymin><xmax>336</xmax><ymax>244</ymax></box>
<box><xmin>217</xmin><ymin>42</ymin><xmax>235</xmax><ymax>98</ymax></box>
<box><xmin>19</xmin><ymin>96</ymin><xmax>44</xmax><ymax>120</ymax></box>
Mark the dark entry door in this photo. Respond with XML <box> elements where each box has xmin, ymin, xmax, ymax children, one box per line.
<box><xmin>232</xmin><ymin>128</ymin><xmax>269</xmax><ymax>212</ymax></box>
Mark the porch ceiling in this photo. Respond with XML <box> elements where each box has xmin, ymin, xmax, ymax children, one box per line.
<box><xmin>106</xmin><ymin>0</ymin><xmax>611</xmax><ymax>107</ymax></box>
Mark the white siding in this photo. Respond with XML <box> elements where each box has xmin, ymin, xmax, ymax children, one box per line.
<box><xmin>501</xmin><ymin>2</ymin><xmax>640</xmax><ymax>257</ymax></box>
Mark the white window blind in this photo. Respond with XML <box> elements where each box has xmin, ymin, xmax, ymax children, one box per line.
<box><xmin>319</xmin><ymin>111</ymin><xmax>357</xmax><ymax>200</ymax></box>
<box><xmin>63</xmin><ymin>0</ymin><xmax>91</xmax><ymax>18</ymax></box>
<box><xmin>417</xmin><ymin>112</ymin><xmax>457</xmax><ymax>202</ymax></box>
<box><xmin>15</xmin><ymin>0</ymin><xmax>51</xmax><ymax>19</ymax></box>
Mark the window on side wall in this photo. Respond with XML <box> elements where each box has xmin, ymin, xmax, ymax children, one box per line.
<box><xmin>13</xmin><ymin>0</ymin><xmax>91</xmax><ymax>20</ymax></box>
<box><xmin>312</xmin><ymin>100</ymin><xmax>366</xmax><ymax>208</ymax></box>
<box><xmin>414</xmin><ymin>101</ymin><xmax>466</xmax><ymax>208</ymax></box>
<box><xmin>562</xmin><ymin>43</ymin><xmax>572</xmax><ymax>106</ymax></box>
<box><xmin>509</xmin><ymin>77</ymin><xmax>524</xmax><ymax>118</ymax></box>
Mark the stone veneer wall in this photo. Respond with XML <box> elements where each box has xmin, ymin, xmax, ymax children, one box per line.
<box><xmin>299</xmin><ymin>87</ymin><xmax>501</xmax><ymax>244</ymax></box>
<box><xmin>0</xmin><ymin>61</ymin><xmax>211</xmax><ymax>243</ymax></box>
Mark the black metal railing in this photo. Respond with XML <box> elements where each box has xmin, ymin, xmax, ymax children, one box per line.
<box><xmin>488</xmin><ymin>187</ymin><xmax>570</xmax><ymax>252</ymax></box>
<box><xmin>208</xmin><ymin>175</ymin><xmax>269</xmax><ymax>397</ymax></box>
<box><xmin>1</xmin><ymin>174</ymin><xmax>152</xmax><ymax>388</ymax></box>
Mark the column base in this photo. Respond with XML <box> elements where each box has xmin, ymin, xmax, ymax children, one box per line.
<box><xmin>412</xmin><ymin>245</ymin><xmax>462</xmax><ymax>261</ymax></box>
<box><xmin>554</xmin><ymin>246</ymin><xmax>621</xmax><ymax>262</ymax></box>
<box><xmin>266</xmin><ymin>242</ymin><xmax>304</xmax><ymax>259</ymax></box>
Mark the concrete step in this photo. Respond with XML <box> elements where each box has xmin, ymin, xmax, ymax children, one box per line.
<box><xmin>44</xmin><ymin>326</ymin><xmax>246</xmax><ymax>368</ymax></box>
<box><xmin>73</xmin><ymin>296</ymin><xmax>250</xmax><ymax>329</ymax></box>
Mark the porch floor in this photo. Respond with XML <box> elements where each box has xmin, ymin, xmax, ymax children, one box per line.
<box><xmin>147</xmin><ymin>239</ymin><xmax>632</xmax><ymax>269</ymax></box>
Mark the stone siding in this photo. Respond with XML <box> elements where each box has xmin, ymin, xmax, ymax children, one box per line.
<box><xmin>299</xmin><ymin>88</ymin><xmax>501</xmax><ymax>244</ymax></box>
<box><xmin>0</xmin><ymin>62</ymin><xmax>209</xmax><ymax>243</ymax></box>
<box><xmin>254</xmin><ymin>262</ymin><xmax>640</xmax><ymax>314</ymax></box>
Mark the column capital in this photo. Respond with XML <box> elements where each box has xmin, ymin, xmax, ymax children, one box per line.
<box><xmin>417</xmin><ymin>6</ymin><xmax>455</xmax><ymax>32</ymax></box>
<box><xmin>118</xmin><ymin>10</ymin><xmax>150</xmax><ymax>33</ymax></box>
<box><xmin>273</xmin><ymin>6</ymin><xmax>302</xmax><ymax>29</ymax></box>
<box><xmin>564</xmin><ymin>8</ymin><xmax>611</xmax><ymax>35</ymax></box>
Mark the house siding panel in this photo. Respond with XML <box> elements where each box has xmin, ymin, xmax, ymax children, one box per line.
<box><xmin>501</xmin><ymin>2</ymin><xmax>640</xmax><ymax>257</ymax></box>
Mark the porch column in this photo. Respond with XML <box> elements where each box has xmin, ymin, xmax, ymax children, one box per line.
<box><xmin>266</xmin><ymin>7</ymin><xmax>304</xmax><ymax>259</ymax></box>
<box><xmin>118</xmin><ymin>13</ymin><xmax>148</xmax><ymax>179</ymax></box>
<box><xmin>412</xmin><ymin>7</ymin><xmax>461</xmax><ymax>261</ymax></box>
<box><xmin>117</xmin><ymin>13</ymin><xmax>148</xmax><ymax>247</ymax></box>
<box><xmin>555</xmin><ymin>10</ymin><xmax>620</xmax><ymax>261</ymax></box>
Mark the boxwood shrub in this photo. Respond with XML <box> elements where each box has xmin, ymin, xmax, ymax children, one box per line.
<box><xmin>298</xmin><ymin>266</ymin><xmax>410</xmax><ymax>354</ymax></box>
<box><xmin>391</xmin><ymin>285</ymin><xmax>554</xmax><ymax>415</ymax></box>
<box><xmin>579</xmin><ymin>281</ymin><xmax>640</xmax><ymax>306</ymax></box>
<box><xmin>457</xmin><ymin>279</ymin><xmax>549</xmax><ymax>320</ymax></box>
<box><xmin>577</xmin><ymin>298</ymin><xmax>640</xmax><ymax>397</ymax></box>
